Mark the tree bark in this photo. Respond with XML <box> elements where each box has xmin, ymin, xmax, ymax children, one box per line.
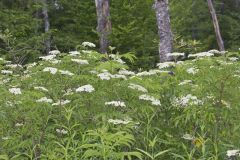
<box><xmin>41</xmin><ymin>0</ymin><xmax>51</xmax><ymax>54</ymax></box>
<box><xmin>207</xmin><ymin>0</ymin><xmax>225</xmax><ymax>51</ymax></box>
<box><xmin>95</xmin><ymin>0</ymin><xmax>111</xmax><ymax>54</ymax></box>
<box><xmin>154</xmin><ymin>0</ymin><xmax>173</xmax><ymax>62</ymax></box>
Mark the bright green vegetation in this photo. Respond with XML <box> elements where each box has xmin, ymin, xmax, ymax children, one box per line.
<box><xmin>0</xmin><ymin>48</ymin><xmax>240</xmax><ymax>159</ymax></box>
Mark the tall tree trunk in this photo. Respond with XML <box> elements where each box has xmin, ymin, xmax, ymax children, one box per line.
<box><xmin>95</xmin><ymin>0</ymin><xmax>111</xmax><ymax>54</ymax></box>
<box><xmin>154</xmin><ymin>0</ymin><xmax>173</xmax><ymax>62</ymax></box>
<box><xmin>207</xmin><ymin>0</ymin><xmax>225</xmax><ymax>51</ymax></box>
<box><xmin>41</xmin><ymin>0</ymin><xmax>51</xmax><ymax>54</ymax></box>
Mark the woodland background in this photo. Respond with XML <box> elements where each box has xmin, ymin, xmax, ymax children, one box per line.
<box><xmin>0</xmin><ymin>0</ymin><xmax>240</xmax><ymax>68</ymax></box>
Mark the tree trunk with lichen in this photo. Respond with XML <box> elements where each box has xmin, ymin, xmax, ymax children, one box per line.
<box><xmin>207</xmin><ymin>0</ymin><xmax>225</xmax><ymax>51</ymax></box>
<box><xmin>95</xmin><ymin>0</ymin><xmax>111</xmax><ymax>53</ymax></box>
<box><xmin>41</xmin><ymin>0</ymin><xmax>51</xmax><ymax>54</ymax></box>
<box><xmin>154</xmin><ymin>0</ymin><xmax>173</xmax><ymax>62</ymax></box>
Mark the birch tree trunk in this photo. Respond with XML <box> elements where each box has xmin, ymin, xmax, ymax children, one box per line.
<box><xmin>154</xmin><ymin>0</ymin><xmax>173</xmax><ymax>62</ymax></box>
<box><xmin>207</xmin><ymin>0</ymin><xmax>225</xmax><ymax>51</ymax></box>
<box><xmin>41</xmin><ymin>0</ymin><xmax>51</xmax><ymax>54</ymax></box>
<box><xmin>95</xmin><ymin>0</ymin><xmax>111</xmax><ymax>54</ymax></box>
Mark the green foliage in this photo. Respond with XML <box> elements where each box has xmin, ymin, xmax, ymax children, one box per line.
<box><xmin>0</xmin><ymin>48</ymin><xmax>240</xmax><ymax>159</ymax></box>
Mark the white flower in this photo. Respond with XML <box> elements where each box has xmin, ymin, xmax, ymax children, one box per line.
<box><xmin>6</xmin><ymin>64</ymin><xmax>23</xmax><ymax>68</ymax></box>
<box><xmin>56</xmin><ymin>128</ymin><xmax>68</xmax><ymax>135</ymax></box>
<box><xmin>49</xmin><ymin>59</ymin><xmax>61</xmax><ymax>64</ymax></box>
<box><xmin>118</xmin><ymin>69</ymin><xmax>135</xmax><ymax>76</ymax></box>
<box><xmin>59</xmin><ymin>70</ymin><xmax>74</xmax><ymax>76</ymax></box>
<box><xmin>226</xmin><ymin>150</ymin><xmax>240</xmax><ymax>157</ymax></box>
<box><xmin>9</xmin><ymin>88</ymin><xmax>22</xmax><ymax>95</ymax></box>
<box><xmin>105</xmin><ymin>101</ymin><xmax>126</xmax><ymax>107</ymax></box>
<box><xmin>82</xmin><ymin>42</ymin><xmax>96</xmax><ymax>48</ymax></box>
<box><xmin>49</xmin><ymin>50</ymin><xmax>60</xmax><ymax>55</ymax></box>
<box><xmin>157</xmin><ymin>62</ymin><xmax>175</xmax><ymax>69</ymax></box>
<box><xmin>2</xmin><ymin>137</ymin><xmax>10</xmax><ymax>140</ymax></box>
<box><xmin>1</xmin><ymin>70</ymin><xmax>13</xmax><ymax>74</ymax></box>
<box><xmin>115</xmin><ymin>58</ymin><xmax>125</xmax><ymax>64</ymax></box>
<box><xmin>81</xmin><ymin>50</ymin><xmax>92</xmax><ymax>54</ymax></box>
<box><xmin>136</xmin><ymin>71</ymin><xmax>156</xmax><ymax>76</ymax></box>
<box><xmin>186</xmin><ymin>67</ymin><xmax>199</xmax><ymax>75</ymax></box>
<box><xmin>182</xmin><ymin>134</ymin><xmax>195</xmax><ymax>140</ymax></box>
<box><xmin>228</xmin><ymin>57</ymin><xmax>238</xmax><ymax>62</ymax></box>
<box><xmin>52</xmin><ymin>100</ymin><xmax>71</xmax><ymax>106</ymax></box>
<box><xmin>128</xmin><ymin>83</ymin><xmax>148</xmax><ymax>93</ymax></box>
<box><xmin>178</xmin><ymin>80</ymin><xmax>192</xmax><ymax>86</ymax></box>
<box><xmin>36</xmin><ymin>97</ymin><xmax>53</xmax><ymax>103</ymax></box>
<box><xmin>43</xmin><ymin>67</ymin><xmax>58</xmax><ymax>74</ymax></box>
<box><xmin>39</xmin><ymin>55</ymin><xmax>56</xmax><ymax>61</ymax></box>
<box><xmin>167</xmin><ymin>52</ymin><xmax>185</xmax><ymax>57</ymax></box>
<box><xmin>111</xmin><ymin>74</ymin><xmax>127</xmax><ymax>80</ymax></box>
<box><xmin>76</xmin><ymin>84</ymin><xmax>95</xmax><ymax>93</ymax></box>
<box><xmin>172</xmin><ymin>94</ymin><xmax>203</xmax><ymax>107</ymax></box>
<box><xmin>26</xmin><ymin>62</ymin><xmax>37</xmax><ymax>69</ymax></box>
<box><xmin>97</xmin><ymin>72</ymin><xmax>112</xmax><ymax>80</ymax></box>
<box><xmin>139</xmin><ymin>94</ymin><xmax>161</xmax><ymax>106</ymax></box>
<box><xmin>108</xmin><ymin>119</ymin><xmax>131</xmax><ymax>125</ymax></box>
<box><xmin>15</xmin><ymin>123</ymin><xmax>24</xmax><ymax>127</ymax></box>
<box><xmin>71</xmin><ymin>59</ymin><xmax>89</xmax><ymax>65</ymax></box>
<box><xmin>34</xmin><ymin>86</ymin><xmax>48</xmax><ymax>92</ymax></box>
<box><xmin>69</xmin><ymin>51</ymin><xmax>81</xmax><ymax>56</ymax></box>
<box><xmin>188</xmin><ymin>52</ymin><xmax>214</xmax><ymax>58</ymax></box>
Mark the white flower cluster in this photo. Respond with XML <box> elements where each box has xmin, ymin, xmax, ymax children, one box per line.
<box><xmin>49</xmin><ymin>50</ymin><xmax>60</xmax><ymax>55</ymax></box>
<box><xmin>81</xmin><ymin>50</ymin><xmax>92</xmax><ymax>54</ymax></box>
<box><xmin>76</xmin><ymin>84</ymin><xmax>95</xmax><ymax>93</ymax></box>
<box><xmin>186</xmin><ymin>67</ymin><xmax>199</xmax><ymax>75</ymax></box>
<box><xmin>36</xmin><ymin>97</ymin><xmax>53</xmax><ymax>103</ymax></box>
<box><xmin>82</xmin><ymin>42</ymin><xmax>96</xmax><ymax>48</ymax></box>
<box><xmin>39</xmin><ymin>55</ymin><xmax>56</xmax><ymax>61</ymax></box>
<box><xmin>208</xmin><ymin>49</ymin><xmax>226</xmax><ymax>55</ymax></box>
<box><xmin>226</xmin><ymin>150</ymin><xmax>240</xmax><ymax>157</ymax></box>
<box><xmin>49</xmin><ymin>59</ymin><xmax>61</xmax><ymax>64</ymax></box>
<box><xmin>182</xmin><ymin>134</ymin><xmax>195</xmax><ymax>140</ymax></box>
<box><xmin>128</xmin><ymin>83</ymin><xmax>148</xmax><ymax>93</ymax></box>
<box><xmin>228</xmin><ymin>57</ymin><xmax>239</xmax><ymax>62</ymax></box>
<box><xmin>108</xmin><ymin>119</ymin><xmax>131</xmax><ymax>125</ymax></box>
<box><xmin>34</xmin><ymin>86</ymin><xmax>48</xmax><ymax>92</ymax></box>
<box><xmin>6</xmin><ymin>64</ymin><xmax>23</xmax><ymax>68</ymax></box>
<box><xmin>178</xmin><ymin>80</ymin><xmax>192</xmax><ymax>86</ymax></box>
<box><xmin>118</xmin><ymin>69</ymin><xmax>135</xmax><ymax>76</ymax></box>
<box><xmin>9</xmin><ymin>88</ymin><xmax>22</xmax><ymax>95</ymax></box>
<box><xmin>97</xmin><ymin>71</ymin><xmax>127</xmax><ymax>80</ymax></box>
<box><xmin>52</xmin><ymin>100</ymin><xmax>71</xmax><ymax>106</ymax></box>
<box><xmin>71</xmin><ymin>59</ymin><xmax>89</xmax><ymax>65</ymax></box>
<box><xmin>69</xmin><ymin>51</ymin><xmax>81</xmax><ymax>56</ymax></box>
<box><xmin>105</xmin><ymin>101</ymin><xmax>126</xmax><ymax>107</ymax></box>
<box><xmin>172</xmin><ymin>94</ymin><xmax>203</xmax><ymax>107</ymax></box>
<box><xmin>136</xmin><ymin>71</ymin><xmax>157</xmax><ymax>76</ymax></box>
<box><xmin>1</xmin><ymin>70</ymin><xmax>13</xmax><ymax>75</ymax></box>
<box><xmin>59</xmin><ymin>70</ymin><xmax>74</xmax><ymax>76</ymax></box>
<box><xmin>15</xmin><ymin>123</ymin><xmax>24</xmax><ymax>127</ymax></box>
<box><xmin>167</xmin><ymin>52</ymin><xmax>185</xmax><ymax>58</ymax></box>
<box><xmin>188</xmin><ymin>52</ymin><xmax>214</xmax><ymax>58</ymax></box>
<box><xmin>157</xmin><ymin>62</ymin><xmax>175</xmax><ymax>69</ymax></box>
<box><xmin>139</xmin><ymin>94</ymin><xmax>161</xmax><ymax>106</ymax></box>
<box><xmin>56</xmin><ymin>128</ymin><xmax>68</xmax><ymax>135</ymax></box>
<box><xmin>109</xmin><ymin>54</ymin><xmax>126</xmax><ymax>64</ymax></box>
<box><xmin>97</xmin><ymin>72</ymin><xmax>111</xmax><ymax>80</ymax></box>
<box><xmin>43</xmin><ymin>67</ymin><xmax>58</xmax><ymax>74</ymax></box>
<box><xmin>26</xmin><ymin>62</ymin><xmax>37</xmax><ymax>69</ymax></box>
